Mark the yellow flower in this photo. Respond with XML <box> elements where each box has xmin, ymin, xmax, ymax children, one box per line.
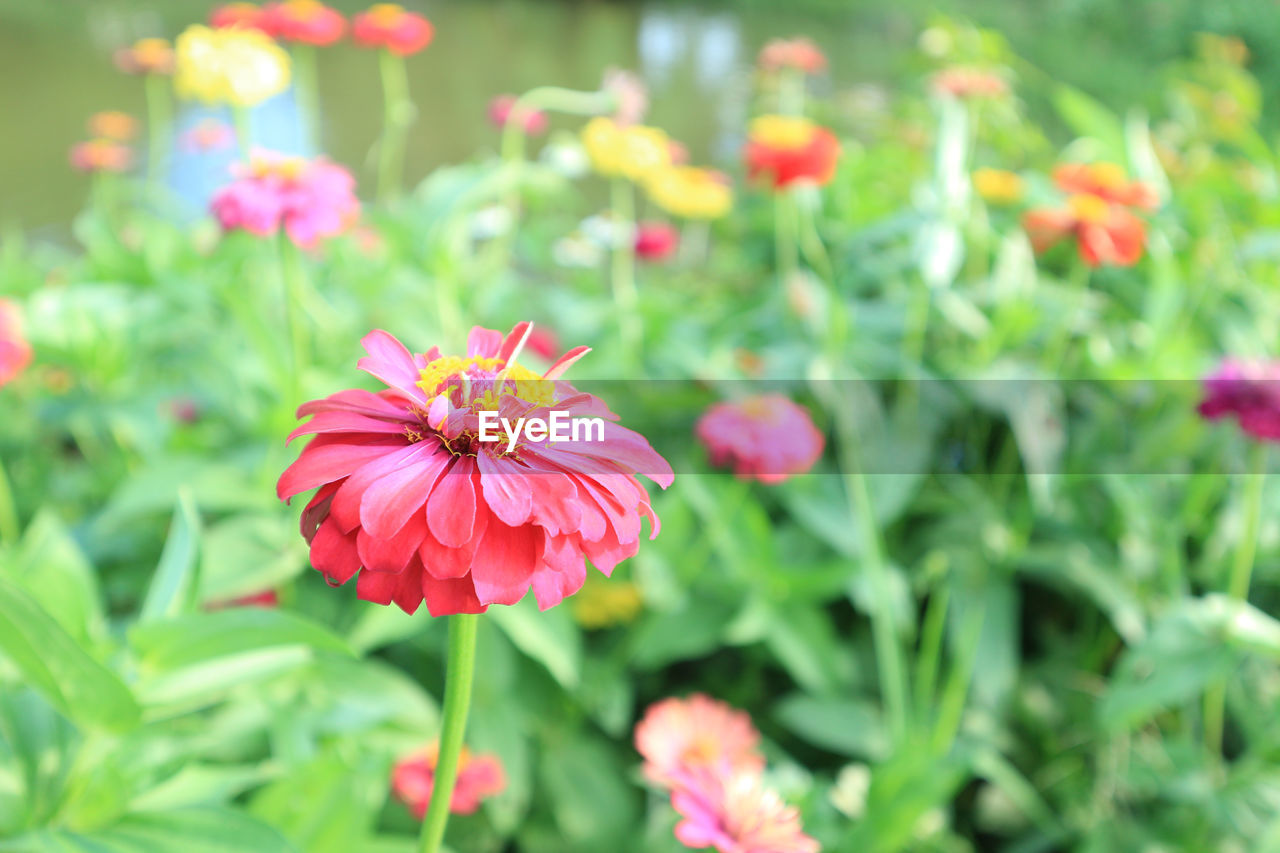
<box><xmin>973</xmin><ymin>167</ymin><xmax>1024</xmax><ymax>205</ymax></box>
<box><xmin>645</xmin><ymin>166</ymin><xmax>733</xmax><ymax>220</ymax></box>
<box><xmin>570</xmin><ymin>576</ymin><xmax>643</xmax><ymax>629</ymax></box>
<box><xmin>581</xmin><ymin>117</ymin><xmax>671</xmax><ymax>181</ymax></box>
<box><xmin>175</xmin><ymin>25</ymin><xmax>291</xmax><ymax>108</ymax></box>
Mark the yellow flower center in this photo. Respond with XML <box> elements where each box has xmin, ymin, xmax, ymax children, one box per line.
<box><xmin>749</xmin><ymin>115</ymin><xmax>816</xmax><ymax>150</ymax></box>
<box><xmin>1086</xmin><ymin>162</ymin><xmax>1126</xmax><ymax>189</ymax></box>
<box><xmin>368</xmin><ymin>3</ymin><xmax>405</xmax><ymax>25</ymax></box>
<box><xmin>416</xmin><ymin>357</ymin><xmax>556</xmax><ymax>411</ymax></box>
<box><xmin>251</xmin><ymin>155</ymin><xmax>307</xmax><ymax>181</ymax></box>
<box><xmin>1068</xmin><ymin>193</ymin><xmax>1110</xmax><ymax>224</ymax></box>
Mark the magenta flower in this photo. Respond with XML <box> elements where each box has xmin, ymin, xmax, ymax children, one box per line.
<box><xmin>392</xmin><ymin>742</ymin><xmax>506</xmax><ymax>817</ymax></box>
<box><xmin>277</xmin><ymin>323</ymin><xmax>673</xmax><ymax>616</ymax></box>
<box><xmin>671</xmin><ymin>768</ymin><xmax>820</xmax><ymax>853</ymax></box>
<box><xmin>634</xmin><ymin>694</ymin><xmax>765</xmax><ymax>788</ymax></box>
<box><xmin>0</xmin><ymin>300</ymin><xmax>32</xmax><ymax>389</ymax></box>
<box><xmin>635</xmin><ymin>221</ymin><xmax>679</xmax><ymax>262</ymax></box>
<box><xmin>211</xmin><ymin>150</ymin><xmax>360</xmax><ymax>248</ymax></box>
<box><xmin>695</xmin><ymin>395</ymin><xmax>824</xmax><ymax>483</ymax></box>
<box><xmin>1198</xmin><ymin>358</ymin><xmax>1280</xmax><ymax>441</ymax></box>
<box><xmin>488</xmin><ymin>94</ymin><xmax>549</xmax><ymax>136</ymax></box>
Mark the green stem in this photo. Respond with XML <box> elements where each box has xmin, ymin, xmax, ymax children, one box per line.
<box><xmin>0</xmin><ymin>455</ymin><xmax>19</xmax><ymax>546</ymax></box>
<box><xmin>1043</xmin><ymin>263</ymin><xmax>1091</xmax><ymax>376</ymax></box>
<box><xmin>418</xmin><ymin>613</ymin><xmax>480</xmax><ymax>853</ymax></box>
<box><xmin>834</xmin><ymin>409</ymin><xmax>909</xmax><ymax>744</ymax></box>
<box><xmin>292</xmin><ymin>44</ymin><xmax>320</xmax><ymax>152</ymax></box>
<box><xmin>144</xmin><ymin>73</ymin><xmax>172</xmax><ymax>195</ymax></box>
<box><xmin>913</xmin><ymin>583</ymin><xmax>949</xmax><ymax>725</ymax></box>
<box><xmin>610</xmin><ymin>178</ymin><xmax>641</xmax><ymax>369</ymax></box>
<box><xmin>377</xmin><ymin>50</ymin><xmax>413</xmax><ymax>202</ymax></box>
<box><xmin>278</xmin><ymin>235</ymin><xmax>309</xmax><ymax>408</ymax></box>
<box><xmin>774</xmin><ymin>190</ymin><xmax>799</xmax><ymax>295</ymax></box>
<box><xmin>1204</xmin><ymin>441</ymin><xmax>1267</xmax><ymax>757</ymax></box>
<box><xmin>779</xmin><ymin>67</ymin><xmax>805</xmax><ymax>115</ymax></box>
<box><xmin>232</xmin><ymin>105</ymin><xmax>253</xmax><ymax>161</ymax></box>
<box><xmin>930</xmin><ymin>599</ymin><xmax>985</xmax><ymax>755</ymax></box>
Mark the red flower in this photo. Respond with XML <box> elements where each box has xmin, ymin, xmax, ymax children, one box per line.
<box><xmin>696</xmin><ymin>395</ymin><xmax>824</xmax><ymax>484</ymax></box>
<box><xmin>488</xmin><ymin>94</ymin><xmax>549</xmax><ymax>136</ymax></box>
<box><xmin>392</xmin><ymin>743</ymin><xmax>505</xmax><ymax>817</ymax></box>
<box><xmin>209</xmin><ymin>2</ymin><xmax>272</xmax><ymax>31</ymax></box>
<box><xmin>634</xmin><ymin>221</ymin><xmax>679</xmax><ymax>262</ymax></box>
<box><xmin>263</xmin><ymin>0</ymin><xmax>346</xmax><ymax>46</ymax></box>
<box><xmin>352</xmin><ymin>3</ymin><xmax>433</xmax><ymax>56</ymax></box>
<box><xmin>277</xmin><ymin>323</ymin><xmax>673</xmax><ymax>616</ymax></box>
<box><xmin>1198</xmin><ymin>359</ymin><xmax>1280</xmax><ymax>442</ymax></box>
<box><xmin>758</xmin><ymin>37</ymin><xmax>827</xmax><ymax>75</ymax></box>
<box><xmin>0</xmin><ymin>300</ymin><xmax>32</xmax><ymax>389</ymax></box>
<box><xmin>744</xmin><ymin>115</ymin><xmax>840</xmax><ymax>190</ymax></box>
<box><xmin>1023</xmin><ymin>194</ymin><xmax>1146</xmax><ymax>268</ymax></box>
<box><xmin>1053</xmin><ymin>162</ymin><xmax>1157</xmax><ymax>210</ymax></box>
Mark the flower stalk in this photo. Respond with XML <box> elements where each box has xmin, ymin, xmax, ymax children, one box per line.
<box><xmin>0</xmin><ymin>455</ymin><xmax>18</xmax><ymax>546</ymax></box>
<box><xmin>144</xmin><ymin>73</ymin><xmax>172</xmax><ymax>193</ymax></box>
<box><xmin>418</xmin><ymin>612</ymin><xmax>480</xmax><ymax>853</ymax></box>
<box><xmin>610</xmin><ymin>177</ymin><xmax>642</xmax><ymax>367</ymax></box>
<box><xmin>292</xmin><ymin>44</ymin><xmax>320</xmax><ymax>151</ymax></box>
<box><xmin>232</xmin><ymin>105</ymin><xmax>253</xmax><ymax>161</ymax></box>
<box><xmin>278</xmin><ymin>234</ymin><xmax>309</xmax><ymax>407</ymax></box>
<box><xmin>377</xmin><ymin>49</ymin><xmax>413</xmax><ymax>202</ymax></box>
<box><xmin>1204</xmin><ymin>441</ymin><xmax>1267</xmax><ymax>757</ymax></box>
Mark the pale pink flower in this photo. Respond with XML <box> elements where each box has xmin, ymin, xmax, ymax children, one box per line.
<box><xmin>180</xmin><ymin>119</ymin><xmax>236</xmax><ymax>153</ymax></box>
<box><xmin>671</xmin><ymin>768</ymin><xmax>820</xmax><ymax>853</ymax></box>
<box><xmin>634</xmin><ymin>694</ymin><xmax>764</xmax><ymax>787</ymax></box>
<box><xmin>392</xmin><ymin>743</ymin><xmax>506</xmax><ymax>817</ymax></box>
<box><xmin>695</xmin><ymin>395</ymin><xmax>824</xmax><ymax>483</ymax></box>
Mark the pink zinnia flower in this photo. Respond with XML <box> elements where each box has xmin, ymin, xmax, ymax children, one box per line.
<box><xmin>602</xmin><ymin>67</ymin><xmax>648</xmax><ymax>126</ymax></box>
<box><xmin>488</xmin><ymin>95</ymin><xmax>549</xmax><ymax>136</ymax></box>
<box><xmin>0</xmin><ymin>300</ymin><xmax>33</xmax><ymax>389</ymax></box>
<box><xmin>695</xmin><ymin>396</ymin><xmax>824</xmax><ymax>484</ymax></box>
<box><xmin>635</xmin><ymin>222</ymin><xmax>679</xmax><ymax>262</ymax></box>
<box><xmin>930</xmin><ymin>67</ymin><xmax>1008</xmax><ymax>99</ymax></box>
<box><xmin>671</xmin><ymin>768</ymin><xmax>820</xmax><ymax>853</ymax></box>
<box><xmin>1198</xmin><ymin>359</ymin><xmax>1280</xmax><ymax>442</ymax></box>
<box><xmin>263</xmin><ymin>0</ymin><xmax>346</xmax><ymax>46</ymax></box>
<box><xmin>392</xmin><ymin>742</ymin><xmax>506</xmax><ymax>817</ymax></box>
<box><xmin>277</xmin><ymin>323</ymin><xmax>674</xmax><ymax>616</ymax></box>
<box><xmin>634</xmin><ymin>694</ymin><xmax>765</xmax><ymax>787</ymax></box>
<box><xmin>352</xmin><ymin>4</ymin><xmax>433</xmax><ymax>56</ymax></box>
<box><xmin>211</xmin><ymin>150</ymin><xmax>360</xmax><ymax>248</ymax></box>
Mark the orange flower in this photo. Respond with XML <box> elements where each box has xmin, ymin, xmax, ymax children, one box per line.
<box><xmin>931</xmin><ymin>66</ymin><xmax>1008</xmax><ymax>99</ymax></box>
<box><xmin>88</xmin><ymin>111</ymin><xmax>138</xmax><ymax>142</ymax></box>
<box><xmin>1023</xmin><ymin>194</ymin><xmax>1146</xmax><ymax>267</ymax></box>
<box><xmin>758</xmin><ymin>37</ymin><xmax>827</xmax><ymax>75</ymax></box>
<box><xmin>1052</xmin><ymin>162</ymin><xmax>1157</xmax><ymax>210</ymax></box>
<box><xmin>743</xmin><ymin>115</ymin><xmax>840</xmax><ymax>189</ymax></box>
<box><xmin>114</xmin><ymin>37</ymin><xmax>175</xmax><ymax>75</ymax></box>
<box><xmin>352</xmin><ymin>4</ymin><xmax>433</xmax><ymax>56</ymax></box>
<box><xmin>634</xmin><ymin>694</ymin><xmax>765</xmax><ymax>787</ymax></box>
<box><xmin>69</xmin><ymin>140</ymin><xmax>132</xmax><ymax>174</ymax></box>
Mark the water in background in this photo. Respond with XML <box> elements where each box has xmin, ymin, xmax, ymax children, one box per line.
<box><xmin>0</xmin><ymin>0</ymin><xmax>1255</xmax><ymax>228</ymax></box>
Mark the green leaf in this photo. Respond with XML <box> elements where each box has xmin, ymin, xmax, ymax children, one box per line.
<box><xmin>0</xmin><ymin>806</ymin><xmax>298</xmax><ymax>852</ymax></box>
<box><xmin>1053</xmin><ymin>84</ymin><xmax>1126</xmax><ymax>161</ymax></box>
<box><xmin>2</xmin><ymin>509</ymin><xmax>102</xmax><ymax>643</ymax></box>
<box><xmin>0</xmin><ymin>577</ymin><xmax>139</xmax><ymax>732</ymax></box>
<box><xmin>131</xmin><ymin>608</ymin><xmax>352</xmax><ymax>671</ymax></box>
<box><xmin>774</xmin><ymin>694</ymin><xmax>889</xmax><ymax>760</ymax></box>
<box><xmin>199</xmin><ymin>513</ymin><xmax>306</xmax><ymax>602</ymax></box>
<box><xmin>489</xmin><ymin>596</ymin><xmax>581</xmax><ymax>690</ymax></box>
<box><xmin>139</xmin><ymin>490</ymin><xmax>201</xmax><ymax>624</ymax></box>
<box><xmin>249</xmin><ymin>750</ymin><xmax>387</xmax><ymax>853</ymax></box>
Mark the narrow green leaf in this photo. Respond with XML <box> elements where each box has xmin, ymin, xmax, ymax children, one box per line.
<box><xmin>139</xmin><ymin>490</ymin><xmax>201</xmax><ymax>625</ymax></box>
